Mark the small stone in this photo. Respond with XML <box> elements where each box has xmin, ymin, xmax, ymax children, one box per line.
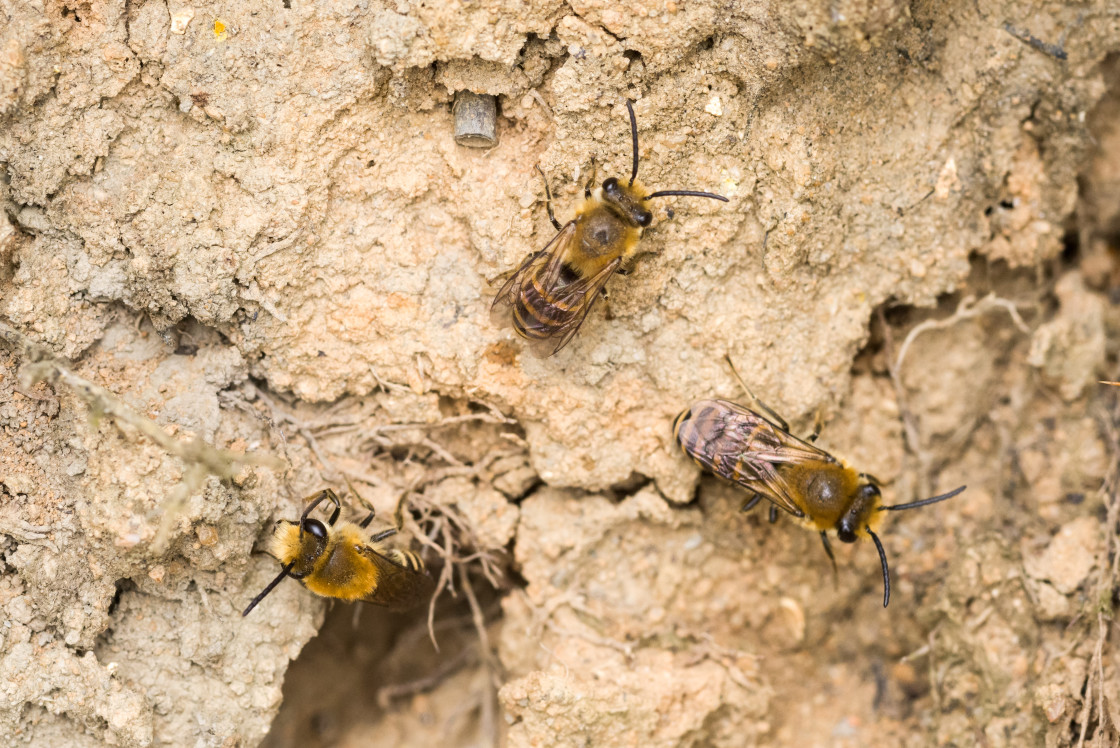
<box><xmin>1031</xmin><ymin>580</ymin><xmax>1071</xmax><ymax>621</ymax></box>
<box><xmin>170</xmin><ymin>8</ymin><xmax>195</xmax><ymax>35</ymax></box>
<box><xmin>1035</xmin><ymin>683</ymin><xmax>1067</xmax><ymax>723</ymax></box>
<box><xmin>934</xmin><ymin>156</ymin><xmax>960</xmax><ymax>199</ymax></box>
<box><xmin>8</xmin><ymin>596</ymin><xmax>33</xmax><ymax>625</ymax></box>
<box><xmin>197</xmin><ymin>525</ymin><xmax>219</xmax><ymax>546</ymax></box>
<box><xmin>0</xmin><ymin>472</ymin><xmax>33</xmax><ymax>495</ymax></box>
<box><xmin>777</xmin><ymin>597</ymin><xmax>805</xmax><ymax>644</ymax></box>
<box><xmin>1023</xmin><ymin>516</ymin><xmax>1100</xmax><ymax>594</ymax></box>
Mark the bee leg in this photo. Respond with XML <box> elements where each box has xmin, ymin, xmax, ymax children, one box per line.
<box><xmin>391</xmin><ymin>486</ymin><xmax>417</xmax><ymax>531</ymax></box>
<box><xmin>299</xmin><ymin>489</ymin><xmax>342</xmax><ymax>537</ymax></box>
<box><xmin>615</xmin><ymin>250</ymin><xmax>650</xmax><ymax>277</ymax></box>
<box><xmin>535</xmin><ymin>165</ymin><xmax>562</xmax><ymax>231</ymax></box>
<box><xmin>724</xmin><ymin>355</ymin><xmax>791</xmax><ymax>433</ymax></box>
<box><xmin>370</xmin><ymin>527</ymin><xmax>398</xmax><ymax>544</ymax></box>
<box><xmin>487</xmin><ymin>250</ymin><xmax>543</xmax><ymax>286</ymax></box>
<box><xmin>819</xmin><ymin>531</ymin><xmax>839</xmax><ymax>579</ymax></box>
<box><xmin>806</xmin><ymin>409</ymin><xmax>826</xmax><ymax>443</ymax></box>
<box><xmin>584</xmin><ymin>156</ymin><xmax>598</xmax><ymax>198</ymax></box>
<box><xmin>344</xmin><ymin>476</ymin><xmax>378</xmax><ymax>529</ymax></box>
<box><xmin>859</xmin><ymin>472</ymin><xmax>884</xmax><ymax>487</ymax></box>
<box><xmin>751</xmin><ymin>394</ymin><xmax>790</xmax><ymax>434</ymax></box>
<box><xmin>740</xmin><ymin>493</ymin><xmax>762</xmax><ymax>512</ymax></box>
<box><xmin>323</xmin><ymin>490</ymin><xmax>342</xmax><ymax>525</ymax></box>
<box><xmin>768</xmin><ymin>505</ymin><xmax>779</xmax><ymax>524</ymax></box>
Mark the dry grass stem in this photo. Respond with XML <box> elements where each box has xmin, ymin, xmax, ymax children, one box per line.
<box><xmin>0</xmin><ymin>319</ymin><xmax>284</xmax><ymax>547</ymax></box>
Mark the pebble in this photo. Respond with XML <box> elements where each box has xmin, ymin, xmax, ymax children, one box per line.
<box><xmin>170</xmin><ymin>8</ymin><xmax>195</xmax><ymax>35</ymax></box>
<box><xmin>1023</xmin><ymin>516</ymin><xmax>1099</xmax><ymax>595</ymax></box>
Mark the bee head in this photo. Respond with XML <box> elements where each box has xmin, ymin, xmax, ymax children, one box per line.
<box><xmin>835</xmin><ymin>481</ymin><xmax>882</xmax><ymax>543</ymax></box>
<box><xmin>602</xmin><ymin>177</ymin><xmax>654</xmax><ymax>228</ymax></box>
<box><xmin>268</xmin><ymin>517</ymin><xmax>330</xmax><ymax>579</ymax></box>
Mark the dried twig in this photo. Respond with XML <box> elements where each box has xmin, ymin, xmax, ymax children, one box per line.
<box><xmin>877</xmin><ymin>307</ymin><xmax>928</xmax><ymax>496</ymax></box>
<box><xmin>529</xmin><ymin>88</ymin><xmax>553</xmax><ymax>119</ymax></box>
<box><xmin>1001</xmin><ymin>22</ymin><xmax>1068</xmax><ymax>60</ymax></box>
<box><xmin>0</xmin><ymin>319</ymin><xmax>284</xmax><ymax>547</ymax></box>
<box><xmin>388</xmin><ymin>470</ymin><xmax>510</xmax><ymax>650</ymax></box>
<box><xmin>369</xmin><ymin>412</ymin><xmax>516</xmax><ymax>434</ymax></box>
<box><xmin>0</xmin><ymin>519</ymin><xmax>59</xmax><ymax>553</ymax></box>
<box><xmin>460</xmin><ymin>563</ymin><xmax>501</xmax><ymax>748</ymax></box>
<box><xmin>370</xmin><ymin>366</ymin><xmax>411</xmax><ymax>393</ymax></box>
<box><xmin>376</xmin><ymin>643</ymin><xmax>477</xmax><ymax>708</ymax></box>
<box><xmin>545</xmin><ymin>621</ymin><xmax>635</xmax><ymax>660</ymax></box>
<box><xmin>252</xmin><ymin>389</ymin><xmax>338</xmax><ymax>477</ymax></box>
<box><xmin>893</xmin><ymin>293</ymin><xmax>1030</xmax><ymax>373</ymax></box>
<box><xmin>880</xmin><ymin>294</ymin><xmax>1032</xmax><ymax>497</ymax></box>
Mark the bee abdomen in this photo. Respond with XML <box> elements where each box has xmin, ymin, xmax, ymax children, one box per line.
<box><xmin>512</xmin><ymin>268</ymin><xmax>580</xmax><ymax>339</ymax></box>
<box><xmin>388</xmin><ymin>549</ymin><xmax>425</xmax><ymax>573</ymax></box>
<box><xmin>674</xmin><ymin>400</ymin><xmax>757</xmax><ymax>482</ymax></box>
<box><xmin>673</xmin><ymin>401</ymin><xmax>723</xmax><ymax>456</ymax></box>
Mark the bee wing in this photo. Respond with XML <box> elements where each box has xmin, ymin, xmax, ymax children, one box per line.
<box><xmin>356</xmin><ymin>546</ymin><xmax>435</xmax><ymax>611</ymax></box>
<box><xmin>681</xmin><ymin>400</ymin><xmax>838</xmax><ymax>518</ymax></box>
<box><xmin>534</xmin><ymin>255</ymin><xmax>621</xmax><ymax>355</ymax></box>
<box><xmin>490</xmin><ymin>221</ymin><xmax>621</xmax><ymax>356</ymax></box>
<box><xmin>490</xmin><ymin>221</ymin><xmax>578</xmax><ymax>320</ymax></box>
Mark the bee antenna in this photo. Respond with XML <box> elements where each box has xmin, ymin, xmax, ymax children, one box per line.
<box><xmin>241</xmin><ymin>562</ymin><xmax>295</xmax><ymax>617</ymax></box>
<box><xmin>867</xmin><ymin>528</ymin><xmax>890</xmax><ymax>608</ymax></box>
<box><xmin>881</xmin><ymin>485</ymin><xmax>966</xmax><ymax>512</ymax></box>
<box><xmin>626</xmin><ymin>99</ymin><xmax>639</xmax><ymax>187</ymax></box>
<box><xmin>644</xmin><ymin>190</ymin><xmax>729</xmax><ymax>202</ymax></box>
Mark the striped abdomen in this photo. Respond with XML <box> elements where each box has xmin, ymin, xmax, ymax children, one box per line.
<box><xmin>386</xmin><ymin>548</ymin><xmax>426</xmax><ymax>573</ymax></box>
<box><xmin>673</xmin><ymin>399</ymin><xmax>779</xmax><ymax>486</ymax></box>
<box><xmin>511</xmin><ymin>264</ymin><xmax>583</xmax><ymax>341</ymax></box>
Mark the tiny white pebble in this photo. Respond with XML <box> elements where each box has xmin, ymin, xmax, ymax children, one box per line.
<box><xmin>705</xmin><ymin>95</ymin><xmax>723</xmax><ymax>116</ymax></box>
<box><xmin>170</xmin><ymin>8</ymin><xmax>195</xmax><ymax>35</ymax></box>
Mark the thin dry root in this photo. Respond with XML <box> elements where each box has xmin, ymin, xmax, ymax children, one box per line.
<box><xmin>1076</xmin><ymin>395</ymin><xmax>1120</xmax><ymax>748</ymax></box>
<box><xmin>877</xmin><ymin>294</ymin><xmax>1031</xmax><ymax>499</ymax></box>
<box><xmin>877</xmin><ymin>307</ymin><xmax>929</xmax><ymax>497</ymax></box>
<box><xmin>375</xmin><ymin>643</ymin><xmax>477</xmax><ymax>709</ymax></box>
<box><xmin>0</xmin><ymin>319</ymin><xmax>285</xmax><ymax>548</ymax></box>
<box><xmin>380</xmin><ymin>486</ymin><xmax>506</xmax><ymax>746</ymax></box>
<box><xmin>893</xmin><ymin>293</ymin><xmax>1031</xmax><ymax>373</ymax></box>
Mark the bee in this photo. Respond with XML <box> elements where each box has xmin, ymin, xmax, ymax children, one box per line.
<box><xmin>673</xmin><ymin>359</ymin><xmax>964</xmax><ymax>607</ymax></box>
<box><xmin>242</xmin><ymin>487</ymin><xmax>434</xmax><ymax>616</ymax></box>
<box><xmin>491</xmin><ymin>99</ymin><xmax>728</xmax><ymax>356</ymax></box>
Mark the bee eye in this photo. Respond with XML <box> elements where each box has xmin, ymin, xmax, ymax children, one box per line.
<box><xmin>603</xmin><ymin>177</ymin><xmax>619</xmax><ymax>194</ymax></box>
<box><xmin>861</xmin><ymin>484</ymin><xmax>881</xmax><ymax>501</ymax></box>
<box><xmin>302</xmin><ymin>518</ymin><xmax>328</xmax><ymax>540</ymax></box>
<box><xmin>637</xmin><ymin>210</ymin><xmax>653</xmax><ymax>227</ymax></box>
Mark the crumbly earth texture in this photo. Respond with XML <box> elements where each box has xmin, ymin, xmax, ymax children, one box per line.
<box><xmin>1</xmin><ymin>1</ymin><xmax>1119</xmax><ymax>746</ymax></box>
